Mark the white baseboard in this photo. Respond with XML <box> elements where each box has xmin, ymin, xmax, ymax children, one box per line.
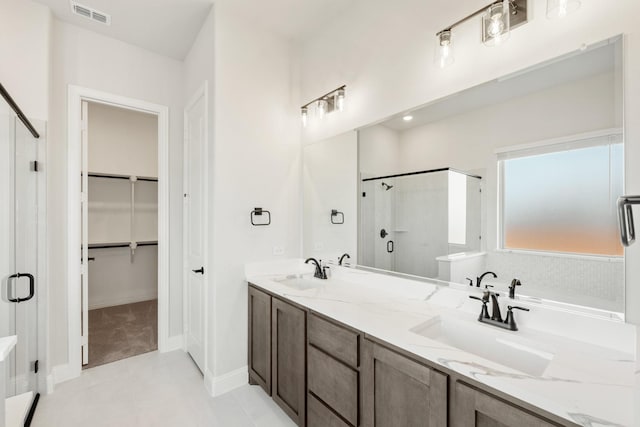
<box><xmin>51</xmin><ymin>363</ymin><xmax>79</xmax><ymax>389</ymax></box>
<box><xmin>45</xmin><ymin>374</ymin><xmax>54</xmax><ymax>395</ymax></box>
<box><xmin>205</xmin><ymin>366</ymin><xmax>248</xmax><ymax>397</ymax></box>
<box><xmin>88</xmin><ymin>291</ymin><xmax>158</xmax><ymax>310</ymax></box>
<box><xmin>161</xmin><ymin>335</ymin><xmax>184</xmax><ymax>353</ymax></box>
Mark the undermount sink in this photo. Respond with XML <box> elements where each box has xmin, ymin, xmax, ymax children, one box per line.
<box><xmin>275</xmin><ymin>275</ymin><xmax>325</xmax><ymax>290</ymax></box>
<box><xmin>410</xmin><ymin>315</ymin><xmax>555</xmax><ymax>377</ymax></box>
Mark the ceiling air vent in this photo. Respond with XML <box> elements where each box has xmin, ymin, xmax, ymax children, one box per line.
<box><xmin>70</xmin><ymin>1</ymin><xmax>111</xmax><ymax>26</ymax></box>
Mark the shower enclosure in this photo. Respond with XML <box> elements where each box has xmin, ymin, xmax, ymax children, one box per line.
<box><xmin>1</xmin><ymin>83</ymin><xmax>44</xmax><ymax>425</ymax></box>
<box><xmin>360</xmin><ymin>168</ymin><xmax>481</xmax><ymax>278</ymax></box>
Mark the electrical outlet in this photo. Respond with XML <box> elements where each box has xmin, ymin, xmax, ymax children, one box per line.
<box><xmin>272</xmin><ymin>246</ymin><xmax>285</xmax><ymax>256</ymax></box>
<box><xmin>314</xmin><ymin>242</ymin><xmax>324</xmax><ymax>251</ymax></box>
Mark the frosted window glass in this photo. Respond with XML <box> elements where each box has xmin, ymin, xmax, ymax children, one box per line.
<box><xmin>502</xmin><ymin>143</ymin><xmax>623</xmax><ymax>256</ymax></box>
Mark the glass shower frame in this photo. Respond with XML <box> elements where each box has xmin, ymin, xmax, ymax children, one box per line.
<box><xmin>359</xmin><ymin>168</ymin><xmax>482</xmax><ymax>278</ymax></box>
<box><xmin>1</xmin><ymin>87</ymin><xmax>44</xmax><ymax>420</ymax></box>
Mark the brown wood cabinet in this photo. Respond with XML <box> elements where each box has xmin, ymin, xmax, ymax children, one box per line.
<box><xmin>362</xmin><ymin>339</ymin><xmax>448</xmax><ymax>427</ymax></box>
<box><xmin>248</xmin><ymin>284</ymin><xmax>577</xmax><ymax>427</ymax></box>
<box><xmin>272</xmin><ymin>297</ymin><xmax>307</xmax><ymax>426</ymax></box>
<box><xmin>248</xmin><ymin>286</ymin><xmax>271</xmax><ymax>394</ymax></box>
<box><xmin>454</xmin><ymin>382</ymin><xmax>563</xmax><ymax>427</ymax></box>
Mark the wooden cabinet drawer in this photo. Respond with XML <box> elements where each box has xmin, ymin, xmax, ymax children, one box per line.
<box><xmin>454</xmin><ymin>382</ymin><xmax>563</xmax><ymax>427</ymax></box>
<box><xmin>308</xmin><ymin>345</ymin><xmax>359</xmax><ymax>426</ymax></box>
<box><xmin>308</xmin><ymin>313</ymin><xmax>359</xmax><ymax>368</ymax></box>
<box><xmin>308</xmin><ymin>393</ymin><xmax>351</xmax><ymax>427</ymax></box>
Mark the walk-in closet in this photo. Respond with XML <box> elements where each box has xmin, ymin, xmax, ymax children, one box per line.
<box><xmin>82</xmin><ymin>102</ymin><xmax>158</xmax><ymax>369</ymax></box>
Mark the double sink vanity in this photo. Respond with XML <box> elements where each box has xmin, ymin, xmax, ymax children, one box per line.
<box><xmin>246</xmin><ymin>260</ymin><xmax>635</xmax><ymax>427</ymax></box>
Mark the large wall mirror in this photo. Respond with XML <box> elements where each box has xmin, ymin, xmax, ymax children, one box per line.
<box><xmin>303</xmin><ymin>36</ymin><xmax>624</xmax><ymax>316</ymax></box>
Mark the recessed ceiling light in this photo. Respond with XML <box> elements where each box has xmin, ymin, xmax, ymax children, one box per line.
<box><xmin>402</xmin><ymin>115</ymin><xmax>413</xmax><ymax>122</ymax></box>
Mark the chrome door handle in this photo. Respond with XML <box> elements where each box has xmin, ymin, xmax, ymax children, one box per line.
<box><xmin>7</xmin><ymin>272</ymin><xmax>35</xmax><ymax>303</ymax></box>
<box><xmin>192</xmin><ymin>267</ymin><xmax>204</xmax><ymax>275</ymax></box>
<box><xmin>618</xmin><ymin>196</ymin><xmax>640</xmax><ymax>246</ymax></box>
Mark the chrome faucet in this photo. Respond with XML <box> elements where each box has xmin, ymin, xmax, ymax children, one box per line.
<box><xmin>305</xmin><ymin>258</ymin><xmax>327</xmax><ymax>279</ymax></box>
<box><xmin>338</xmin><ymin>253</ymin><xmax>351</xmax><ymax>266</ymax></box>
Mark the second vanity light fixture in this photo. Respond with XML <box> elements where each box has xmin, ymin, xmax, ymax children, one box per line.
<box><xmin>301</xmin><ymin>85</ymin><xmax>346</xmax><ymax>127</ymax></box>
<box><xmin>435</xmin><ymin>0</ymin><xmax>581</xmax><ymax>68</ymax></box>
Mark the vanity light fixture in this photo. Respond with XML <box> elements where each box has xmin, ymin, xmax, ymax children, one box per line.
<box><xmin>435</xmin><ymin>30</ymin><xmax>454</xmax><ymax>68</ymax></box>
<box><xmin>434</xmin><ymin>0</ymin><xmax>527</xmax><ymax>67</ymax></box>
<box><xmin>336</xmin><ymin>88</ymin><xmax>346</xmax><ymax>112</ymax></box>
<box><xmin>300</xmin><ymin>85</ymin><xmax>347</xmax><ymax>127</ymax></box>
<box><xmin>482</xmin><ymin>0</ymin><xmax>510</xmax><ymax>46</ymax></box>
<box><xmin>317</xmin><ymin>98</ymin><xmax>328</xmax><ymax>120</ymax></box>
<box><xmin>546</xmin><ymin>0</ymin><xmax>581</xmax><ymax>19</ymax></box>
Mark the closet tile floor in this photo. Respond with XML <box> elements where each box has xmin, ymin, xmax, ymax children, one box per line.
<box><xmin>85</xmin><ymin>299</ymin><xmax>158</xmax><ymax>369</ymax></box>
<box><xmin>32</xmin><ymin>350</ymin><xmax>296</xmax><ymax>427</ymax></box>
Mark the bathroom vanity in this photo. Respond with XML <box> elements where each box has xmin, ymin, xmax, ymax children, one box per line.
<box><xmin>246</xmin><ymin>261</ymin><xmax>635</xmax><ymax>427</ymax></box>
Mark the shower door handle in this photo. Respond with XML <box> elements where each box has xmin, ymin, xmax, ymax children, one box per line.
<box><xmin>7</xmin><ymin>272</ymin><xmax>35</xmax><ymax>303</ymax></box>
<box><xmin>387</xmin><ymin>240</ymin><xmax>394</xmax><ymax>253</ymax></box>
<box><xmin>618</xmin><ymin>196</ymin><xmax>640</xmax><ymax>246</ymax></box>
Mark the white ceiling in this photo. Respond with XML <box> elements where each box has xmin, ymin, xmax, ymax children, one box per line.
<box><xmin>35</xmin><ymin>0</ymin><xmax>213</xmax><ymax>60</ymax></box>
<box><xmin>382</xmin><ymin>41</ymin><xmax>617</xmax><ymax>131</ymax></box>
<box><xmin>214</xmin><ymin>0</ymin><xmax>357</xmax><ymax>42</ymax></box>
<box><xmin>34</xmin><ymin>0</ymin><xmax>357</xmax><ymax>60</ymax></box>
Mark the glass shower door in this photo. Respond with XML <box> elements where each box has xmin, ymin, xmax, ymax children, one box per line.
<box><xmin>1</xmin><ymin>93</ymin><xmax>40</xmax><ymax>422</ymax></box>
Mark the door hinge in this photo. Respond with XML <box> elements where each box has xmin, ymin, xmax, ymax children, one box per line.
<box><xmin>31</xmin><ymin>161</ymin><xmax>39</xmax><ymax>172</ymax></box>
<box><xmin>33</xmin><ymin>360</ymin><xmax>39</xmax><ymax>373</ymax></box>
<box><xmin>81</xmin><ymin>119</ymin><xmax>88</xmax><ymax>131</ymax></box>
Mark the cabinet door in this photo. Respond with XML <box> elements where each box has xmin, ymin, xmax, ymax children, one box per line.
<box><xmin>362</xmin><ymin>340</ymin><xmax>447</xmax><ymax>427</ymax></box>
<box><xmin>272</xmin><ymin>298</ymin><xmax>307</xmax><ymax>426</ymax></box>
<box><xmin>248</xmin><ymin>286</ymin><xmax>271</xmax><ymax>394</ymax></box>
<box><xmin>454</xmin><ymin>382</ymin><xmax>562</xmax><ymax>427</ymax></box>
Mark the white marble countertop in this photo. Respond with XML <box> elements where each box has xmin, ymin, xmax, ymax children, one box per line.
<box><xmin>246</xmin><ymin>259</ymin><xmax>637</xmax><ymax>427</ymax></box>
<box><xmin>0</xmin><ymin>335</ymin><xmax>17</xmax><ymax>362</ymax></box>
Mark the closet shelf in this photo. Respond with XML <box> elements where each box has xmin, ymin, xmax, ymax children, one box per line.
<box><xmin>88</xmin><ymin>240</ymin><xmax>158</xmax><ymax>249</ymax></box>
<box><xmin>85</xmin><ymin>172</ymin><xmax>158</xmax><ymax>182</ymax></box>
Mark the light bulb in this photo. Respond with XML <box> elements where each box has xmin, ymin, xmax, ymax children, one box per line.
<box><xmin>317</xmin><ymin>99</ymin><xmax>328</xmax><ymax>120</ymax></box>
<box><xmin>482</xmin><ymin>1</ymin><xmax>510</xmax><ymax>47</ymax></box>
<box><xmin>434</xmin><ymin>30</ymin><xmax>454</xmax><ymax>68</ymax></box>
<box><xmin>336</xmin><ymin>89</ymin><xmax>345</xmax><ymax>112</ymax></box>
<box><xmin>546</xmin><ymin>0</ymin><xmax>581</xmax><ymax>19</ymax></box>
<box><xmin>301</xmin><ymin>107</ymin><xmax>308</xmax><ymax>127</ymax></box>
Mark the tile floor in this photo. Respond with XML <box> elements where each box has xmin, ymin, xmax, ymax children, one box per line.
<box><xmin>32</xmin><ymin>350</ymin><xmax>296</xmax><ymax>427</ymax></box>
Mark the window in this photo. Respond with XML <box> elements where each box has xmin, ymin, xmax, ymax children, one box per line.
<box><xmin>499</xmin><ymin>132</ymin><xmax>623</xmax><ymax>257</ymax></box>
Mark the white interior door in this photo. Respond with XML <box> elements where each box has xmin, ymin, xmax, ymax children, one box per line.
<box><xmin>184</xmin><ymin>86</ymin><xmax>207</xmax><ymax>373</ymax></box>
<box><xmin>81</xmin><ymin>100</ymin><xmax>89</xmax><ymax>365</ymax></box>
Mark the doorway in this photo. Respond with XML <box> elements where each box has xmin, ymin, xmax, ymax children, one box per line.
<box><xmin>66</xmin><ymin>86</ymin><xmax>170</xmax><ymax>378</ymax></box>
<box><xmin>82</xmin><ymin>102</ymin><xmax>159</xmax><ymax>369</ymax></box>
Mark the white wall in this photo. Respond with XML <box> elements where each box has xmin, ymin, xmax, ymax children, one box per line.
<box><xmin>358</xmin><ymin>124</ymin><xmax>401</xmax><ymax>177</ymax></box>
<box><xmin>211</xmin><ymin>4</ymin><xmax>301</xmax><ymax>382</ymax></box>
<box><xmin>184</xmin><ymin>5</ymin><xmax>302</xmax><ymax>390</ymax></box>
<box><xmin>48</xmin><ymin>19</ymin><xmax>185</xmax><ymax>370</ymax></box>
<box><xmin>87</xmin><ymin>102</ymin><xmax>158</xmax><ymax>178</ymax></box>
<box><xmin>303</xmin><ymin>132</ymin><xmax>358</xmax><ymax>262</ymax></box>
<box><xmin>0</xmin><ymin>0</ymin><xmax>51</xmax><ymax>121</ymax></box>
